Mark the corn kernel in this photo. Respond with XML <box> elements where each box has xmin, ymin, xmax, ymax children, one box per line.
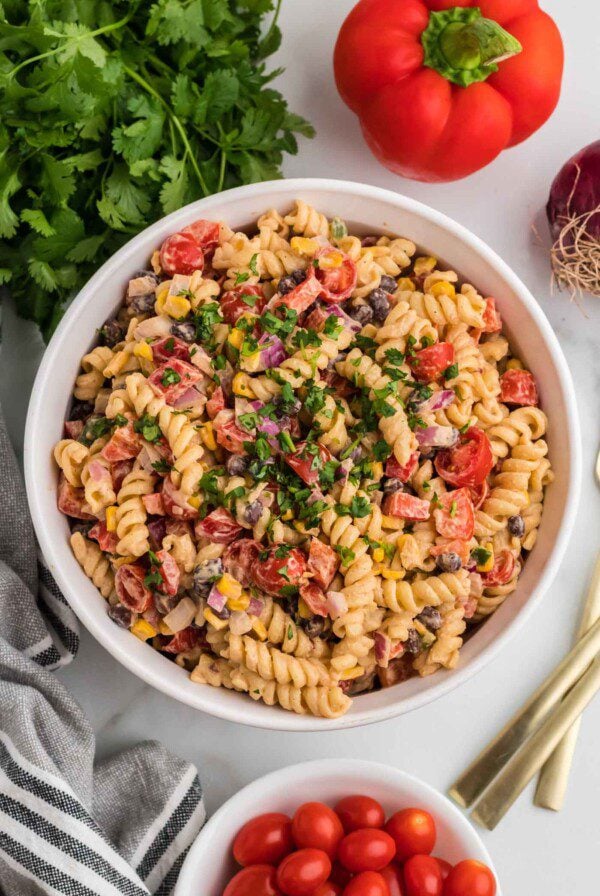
<box><xmin>105</xmin><ymin>506</ymin><xmax>118</xmax><ymax>532</ymax></box>
<box><xmin>232</xmin><ymin>372</ymin><xmax>256</xmax><ymax>398</ymax></box>
<box><xmin>227</xmin><ymin>593</ymin><xmax>250</xmax><ymax>612</ymax></box>
<box><xmin>131</xmin><ymin>619</ymin><xmax>157</xmax><ymax>641</ymax></box>
<box><xmin>318</xmin><ymin>250</ymin><xmax>344</xmax><ymax>270</ymax></box>
<box><xmin>396</xmin><ymin>277</ymin><xmax>415</xmax><ymax>291</ymax></box>
<box><xmin>240</xmin><ymin>351</ymin><xmax>262</xmax><ymax>373</ymax></box>
<box><xmin>282</xmin><ymin>509</ymin><xmax>294</xmax><ymax>521</ymax></box>
<box><xmin>340</xmin><ymin>665</ymin><xmax>364</xmax><ymax>681</ymax></box>
<box><xmin>154</xmin><ymin>284</ymin><xmax>170</xmax><ymax>314</ymax></box>
<box><xmin>506</xmin><ymin>358</ymin><xmax>524</xmax><ymax>370</ymax></box>
<box><xmin>430</xmin><ymin>280</ymin><xmax>456</xmax><ymax>298</ymax></box>
<box><xmin>199</xmin><ymin>422</ymin><xmax>216</xmax><ymax>451</ymax></box>
<box><xmin>372</xmin><ymin>547</ymin><xmax>385</xmax><ymax>563</ymax></box>
<box><xmin>163</xmin><ymin>294</ymin><xmax>191</xmax><ymax>319</ymax></box>
<box><xmin>382</xmin><ymin>515</ymin><xmax>404</xmax><ymax>530</ymax></box>
<box><xmin>290</xmin><ymin>236</ymin><xmax>318</xmax><ymax>255</ymax></box>
<box><xmin>227</xmin><ymin>328</ymin><xmax>244</xmax><ymax>350</ymax></box>
<box><xmin>158</xmin><ymin>620</ymin><xmax>174</xmax><ymax>636</ymax></box>
<box><xmin>216</xmin><ymin>573</ymin><xmax>242</xmax><ymax>599</ymax></box>
<box><xmin>371</xmin><ymin>461</ymin><xmax>383</xmax><ymax>481</ymax></box>
<box><xmin>381</xmin><ymin>568</ymin><xmax>403</xmax><ymax>581</ymax></box>
<box><xmin>476</xmin><ymin>543</ymin><xmax>495</xmax><ymax>573</ymax></box>
<box><xmin>203</xmin><ymin>608</ymin><xmax>229</xmax><ymax>630</ymax></box>
<box><xmin>187</xmin><ymin>495</ymin><xmax>201</xmax><ymax>510</ymax></box>
<box><xmin>297</xmin><ymin>598</ymin><xmax>311</xmax><ymax>619</ymax></box>
<box><xmin>413</xmin><ymin>255</ymin><xmax>437</xmax><ymax>276</ymax></box>
<box><xmin>251</xmin><ymin>618</ymin><xmax>268</xmax><ymax>640</ymax></box>
<box><xmin>133</xmin><ymin>342</ymin><xmax>153</xmax><ymax>361</ymax></box>
<box><xmin>293</xmin><ymin>520</ymin><xmax>308</xmax><ymax>534</ymax></box>
<box><xmin>112</xmin><ymin>555</ymin><xmax>136</xmax><ymax>568</ymax></box>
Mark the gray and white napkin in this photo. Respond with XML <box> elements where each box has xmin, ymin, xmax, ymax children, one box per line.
<box><xmin>0</xmin><ymin>406</ymin><xmax>205</xmax><ymax>895</ymax></box>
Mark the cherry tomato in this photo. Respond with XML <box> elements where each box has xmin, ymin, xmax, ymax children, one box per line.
<box><xmin>159</xmin><ymin>231</ymin><xmax>204</xmax><ymax>276</ymax></box>
<box><xmin>380</xmin><ymin>863</ymin><xmax>405</xmax><ymax>896</ymax></box>
<box><xmin>338</xmin><ymin>829</ymin><xmax>396</xmax><ymax>873</ymax></box>
<box><xmin>151</xmin><ymin>336</ymin><xmax>191</xmax><ymax>363</ymax></box>
<box><xmin>342</xmin><ymin>870</ymin><xmax>390</xmax><ymax>896</ymax></box>
<box><xmin>385</xmin><ymin>452</ymin><xmax>419</xmax><ymax>483</ymax></box>
<box><xmin>334</xmin><ymin>796</ymin><xmax>385</xmax><ymax>833</ymax></box>
<box><xmin>162</xmin><ymin>626</ymin><xmax>200</xmax><ymax>654</ymax></box>
<box><xmin>214</xmin><ymin>410</ymin><xmax>249</xmax><ymax>455</ymax></box>
<box><xmin>148</xmin><ymin>358</ymin><xmax>202</xmax><ymax>405</ymax></box>
<box><xmin>115</xmin><ymin>564</ymin><xmax>152</xmax><ymax>613</ymax></box>
<box><xmin>152</xmin><ymin>549</ymin><xmax>180</xmax><ymax>595</ymax></box>
<box><xmin>299</xmin><ymin>582</ymin><xmax>329</xmax><ymax>617</ymax></box>
<box><xmin>482</xmin><ymin>298</ymin><xmax>502</xmax><ymax>334</ymax></box>
<box><xmin>403</xmin><ymin>855</ymin><xmax>442</xmax><ymax>896</ymax></box>
<box><xmin>433</xmin><ymin>859</ymin><xmax>451</xmax><ymax>882</ymax></box>
<box><xmin>443</xmin><ymin>860</ymin><xmax>496</xmax><ymax>896</ymax></box>
<box><xmin>499</xmin><ymin>369</ymin><xmax>539</xmax><ymax>407</ymax></box>
<box><xmin>432</xmin><ymin>488</ymin><xmax>474</xmax><ymax>540</ymax></box>
<box><xmin>434</xmin><ymin>428</ymin><xmax>493</xmax><ymax>488</ymax></box>
<box><xmin>481</xmin><ymin>549</ymin><xmax>516</xmax><ymax>587</ymax></box>
<box><xmin>292</xmin><ymin>802</ymin><xmax>344</xmax><ymax>860</ymax></box>
<box><xmin>330</xmin><ymin>862</ymin><xmax>354</xmax><ymax>888</ymax></box>
<box><xmin>180</xmin><ymin>219</ymin><xmax>220</xmax><ymax>251</ymax></box>
<box><xmin>233</xmin><ymin>812</ymin><xmax>293</xmax><ymax>866</ymax></box>
<box><xmin>408</xmin><ymin>343</ymin><xmax>454</xmax><ymax>382</ymax></box>
<box><xmin>382</xmin><ymin>492</ymin><xmax>430</xmax><ymax>522</ymax></box>
<box><xmin>252</xmin><ymin>546</ymin><xmax>308</xmax><ymax>596</ymax></box>
<box><xmin>313</xmin><ymin>883</ymin><xmax>342</xmax><ymax>896</ymax></box>
<box><xmin>222</xmin><ymin>538</ymin><xmax>261</xmax><ymax>587</ymax></box>
<box><xmin>384</xmin><ymin>809</ymin><xmax>436</xmax><ymax>863</ymax></box>
<box><xmin>223</xmin><ymin>864</ymin><xmax>279</xmax><ymax>896</ymax></box>
<box><xmin>220</xmin><ymin>284</ymin><xmax>267</xmax><ymax>325</ymax></box>
<box><xmin>194</xmin><ymin>507</ymin><xmax>243</xmax><ymax>544</ymax></box>
<box><xmin>467</xmin><ymin>480</ymin><xmax>489</xmax><ymax>511</ymax></box>
<box><xmin>276</xmin><ymin>848</ymin><xmax>331</xmax><ymax>896</ymax></box>
<box><xmin>88</xmin><ymin>521</ymin><xmax>119</xmax><ymax>554</ymax></box>
<box><xmin>284</xmin><ymin>440</ymin><xmax>334</xmax><ymax>486</ymax></box>
<box><xmin>315</xmin><ymin>247</ymin><xmax>358</xmax><ymax>303</ymax></box>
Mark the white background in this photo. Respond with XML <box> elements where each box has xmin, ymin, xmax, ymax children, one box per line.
<box><xmin>2</xmin><ymin>1</ymin><xmax>600</xmax><ymax>893</ymax></box>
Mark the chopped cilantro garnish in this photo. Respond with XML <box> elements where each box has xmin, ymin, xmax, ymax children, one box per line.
<box><xmin>335</xmin><ymin>545</ymin><xmax>356</xmax><ymax>565</ymax></box>
<box><xmin>471</xmin><ymin>547</ymin><xmax>492</xmax><ymax>565</ymax></box>
<box><xmin>444</xmin><ymin>363</ymin><xmax>459</xmax><ymax>380</ymax></box>
<box><xmin>152</xmin><ymin>459</ymin><xmax>172</xmax><ymax>474</ymax></box>
<box><xmin>133</xmin><ymin>414</ymin><xmax>161</xmax><ymax>443</ymax></box>
<box><xmin>112</xmin><ymin>414</ymin><xmax>128</xmax><ymax>428</ymax></box>
<box><xmin>79</xmin><ymin>416</ymin><xmax>112</xmax><ymax>444</ymax></box>
<box><xmin>334</xmin><ymin>496</ymin><xmax>371</xmax><ymax>519</ymax></box>
<box><xmin>323</xmin><ymin>315</ymin><xmax>343</xmax><ymax>337</ymax></box>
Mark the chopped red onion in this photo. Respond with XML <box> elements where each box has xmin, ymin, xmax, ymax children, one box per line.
<box><xmin>327</xmin><ymin>303</ymin><xmax>361</xmax><ymax>333</ymax></box>
<box><xmin>325</xmin><ymin>590</ymin><xmax>348</xmax><ymax>619</ymax></box>
<box><xmin>189</xmin><ymin>345</ymin><xmax>213</xmax><ymax>375</ymax></box>
<box><xmin>416</xmin><ymin>389</ymin><xmax>455</xmax><ymax>413</ymax></box>
<box><xmin>307</xmin><ymin>487</ymin><xmax>326</xmax><ymax>506</ymax></box>
<box><xmin>416</xmin><ymin>425</ymin><xmax>458</xmax><ymax>449</ymax></box>
<box><xmin>258</xmin><ymin>334</ymin><xmax>286</xmax><ymax>369</ymax></box>
<box><xmin>247</xmin><ymin>596</ymin><xmax>264</xmax><ymax>616</ymax></box>
<box><xmin>207</xmin><ymin>585</ymin><xmax>227</xmax><ymax>613</ymax></box>
<box><xmin>172</xmin><ymin>385</ymin><xmax>204</xmax><ymax>409</ymax></box>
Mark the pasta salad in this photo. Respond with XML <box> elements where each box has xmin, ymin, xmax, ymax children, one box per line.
<box><xmin>54</xmin><ymin>201</ymin><xmax>553</xmax><ymax>719</ymax></box>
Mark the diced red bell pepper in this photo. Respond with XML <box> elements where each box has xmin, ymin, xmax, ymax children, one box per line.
<box><xmin>88</xmin><ymin>521</ymin><xmax>119</xmax><ymax>554</ymax></box>
<box><xmin>308</xmin><ymin>538</ymin><xmax>339</xmax><ymax>590</ymax></box>
<box><xmin>195</xmin><ymin>508</ymin><xmax>242</xmax><ymax>544</ymax></box>
<box><xmin>383</xmin><ymin>491</ymin><xmax>430</xmax><ymax>521</ymax></box>
<box><xmin>115</xmin><ymin>564</ymin><xmax>153</xmax><ymax>613</ymax></box>
<box><xmin>101</xmin><ymin>422</ymin><xmax>141</xmax><ymax>463</ymax></box>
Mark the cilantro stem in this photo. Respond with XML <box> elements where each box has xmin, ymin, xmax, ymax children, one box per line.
<box><xmin>262</xmin><ymin>0</ymin><xmax>283</xmax><ymax>51</ymax></box>
<box><xmin>7</xmin><ymin>12</ymin><xmax>133</xmax><ymax>78</ymax></box>
<box><xmin>122</xmin><ymin>65</ymin><xmax>211</xmax><ymax>197</ymax></box>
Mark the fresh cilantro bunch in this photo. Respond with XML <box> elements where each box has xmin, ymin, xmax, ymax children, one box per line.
<box><xmin>0</xmin><ymin>0</ymin><xmax>313</xmax><ymax>338</ymax></box>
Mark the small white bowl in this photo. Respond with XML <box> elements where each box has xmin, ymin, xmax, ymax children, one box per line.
<box><xmin>174</xmin><ymin>759</ymin><xmax>501</xmax><ymax>896</ymax></box>
<box><xmin>24</xmin><ymin>179</ymin><xmax>581</xmax><ymax>731</ymax></box>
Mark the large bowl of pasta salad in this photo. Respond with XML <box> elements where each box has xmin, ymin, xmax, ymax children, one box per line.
<box><xmin>25</xmin><ymin>180</ymin><xmax>580</xmax><ymax>730</ymax></box>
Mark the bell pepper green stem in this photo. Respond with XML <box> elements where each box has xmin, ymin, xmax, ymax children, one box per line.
<box><xmin>422</xmin><ymin>7</ymin><xmax>522</xmax><ymax>88</ymax></box>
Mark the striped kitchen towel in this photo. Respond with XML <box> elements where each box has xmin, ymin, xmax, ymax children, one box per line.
<box><xmin>0</xmin><ymin>407</ymin><xmax>205</xmax><ymax>895</ymax></box>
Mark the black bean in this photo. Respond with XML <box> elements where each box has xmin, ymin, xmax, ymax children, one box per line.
<box><xmin>416</xmin><ymin>607</ymin><xmax>443</xmax><ymax>632</ymax></box>
<box><xmin>278</xmin><ymin>269</ymin><xmax>306</xmax><ymax>295</ymax></box>
<box><xmin>382</xmin><ymin>477</ymin><xmax>403</xmax><ymax>495</ymax></box>
<box><xmin>68</xmin><ymin>400</ymin><xmax>94</xmax><ymax>422</ymax></box>
<box><xmin>171</xmin><ymin>321</ymin><xmax>197</xmax><ymax>343</ymax></box>
<box><xmin>154</xmin><ymin>593</ymin><xmax>179</xmax><ymax>615</ymax></box>
<box><xmin>244</xmin><ymin>499</ymin><xmax>263</xmax><ymax>525</ymax></box>
<box><xmin>368</xmin><ymin>287</ymin><xmax>391</xmax><ymax>323</ymax></box>
<box><xmin>405</xmin><ymin>629</ymin><xmax>421</xmax><ymax>654</ymax></box>
<box><xmin>361</xmin><ymin>236</ymin><xmax>377</xmax><ymax>247</ymax></box>
<box><xmin>100</xmin><ymin>318</ymin><xmax>125</xmax><ymax>347</ymax></box>
<box><xmin>345</xmin><ymin>669</ymin><xmax>377</xmax><ymax>696</ymax></box>
<box><xmin>379</xmin><ymin>275</ymin><xmax>397</xmax><ymax>294</ymax></box>
<box><xmin>70</xmin><ymin>520</ymin><xmax>93</xmax><ymax>536</ymax></box>
<box><xmin>132</xmin><ymin>269</ymin><xmax>159</xmax><ymax>283</ymax></box>
<box><xmin>193</xmin><ymin>559</ymin><xmax>223</xmax><ymax>596</ymax></box>
<box><xmin>436</xmin><ymin>552</ymin><xmax>462</xmax><ymax>573</ymax></box>
<box><xmin>129</xmin><ymin>293</ymin><xmax>156</xmax><ymax>315</ymax></box>
<box><xmin>508</xmin><ymin>515</ymin><xmax>525</xmax><ymax>537</ymax></box>
<box><xmin>349</xmin><ymin>302</ymin><xmax>373</xmax><ymax>325</ymax></box>
<box><xmin>300</xmin><ymin>616</ymin><xmax>325</xmax><ymax>638</ymax></box>
<box><xmin>213</xmin><ymin>605</ymin><xmax>231</xmax><ymax>620</ymax></box>
<box><xmin>108</xmin><ymin>604</ymin><xmax>134</xmax><ymax>629</ymax></box>
<box><xmin>226</xmin><ymin>455</ymin><xmax>248</xmax><ymax>476</ymax></box>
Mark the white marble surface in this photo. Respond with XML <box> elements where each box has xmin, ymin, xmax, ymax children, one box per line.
<box><xmin>2</xmin><ymin>1</ymin><xmax>599</xmax><ymax>893</ymax></box>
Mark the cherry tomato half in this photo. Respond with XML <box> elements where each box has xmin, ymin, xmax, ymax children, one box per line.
<box><xmin>380</xmin><ymin>862</ymin><xmax>405</xmax><ymax>896</ymax></box>
<box><xmin>385</xmin><ymin>809</ymin><xmax>436</xmax><ymax>863</ymax></box>
<box><xmin>443</xmin><ymin>860</ymin><xmax>496</xmax><ymax>896</ymax></box>
<box><xmin>338</xmin><ymin>829</ymin><xmax>396</xmax><ymax>873</ymax></box>
<box><xmin>292</xmin><ymin>802</ymin><xmax>344</xmax><ymax>859</ymax></box>
<box><xmin>223</xmin><ymin>864</ymin><xmax>279</xmax><ymax>896</ymax></box>
<box><xmin>434</xmin><ymin>427</ymin><xmax>493</xmax><ymax>488</ymax></box>
<box><xmin>251</xmin><ymin>546</ymin><xmax>307</xmax><ymax>596</ymax></box>
<box><xmin>276</xmin><ymin>848</ymin><xmax>332</xmax><ymax>896</ymax></box>
<box><xmin>343</xmin><ymin>870</ymin><xmax>390</xmax><ymax>896</ymax></box>
<box><xmin>408</xmin><ymin>342</ymin><xmax>454</xmax><ymax>382</ymax></box>
<box><xmin>233</xmin><ymin>812</ymin><xmax>293</xmax><ymax>866</ymax></box>
<box><xmin>481</xmin><ymin>549</ymin><xmax>516</xmax><ymax>587</ymax></box>
<box><xmin>403</xmin><ymin>854</ymin><xmax>442</xmax><ymax>896</ymax></box>
<box><xmin>315</xmin><ymin>247</ymin><xmax>358</xmax><ymax>303</ymax></box>
<box><xmin>284</xmin><ymin>440</ymin><xmax>334</xmax><ymax>487</ymax></box>
<box><xmin>334</xmin><ymin>795</ymin><xmax>385</xmax><ymax>833</ymax></box>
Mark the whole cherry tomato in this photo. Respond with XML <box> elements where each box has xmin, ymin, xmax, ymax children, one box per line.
<box><xmin>313</xmin><ymin>883</ymin><xmax>342</xmax><ymax>896</ymax></box>
<box><xmin>276</xmin><ymin>848</ymin><xmax>332</xmax><ymax>896</ymax></box>
<box><xmin>433</xmin><ymin>858</ymin><xmax>452</xmax><ymax>882</ymax></box>
<box><xmin>338</xmin><ymin>829</ymin><xmax>396</xmax><ymax>873</ymax></box>
<box><xmin>334</xmin><ymin>796</ymin><xmax>385</xmax><ymax>833</ymax></box>
<box><xmin>408</xmin><ymin>343</ymin><xmax>454</xmax><ymax>382</ymax></box>
<box><xmin>292</xmin><ymin>802</ymin><xmax>344</xmax><ymax>859</ymax></box>
<box><xmin>233</xmin><ymin>812</ymin><xmax>293</xmax><ymax>866</ymax></box>
<box><xmin>159</xmin><ymin>232</ymin><xmax>204</xmax><ymax>276</ymax></box>
<box><xmin>223</xmin><ymin>864</ymin><xmax>279</xmax><ymax>896</ymax></box>
<box><xmin>380</xmin><ymin>863</ymin><xmax>405</xmax><ymax>896</ymax></box>
<box><xmin>403</xmin><ymin>855</ymin><xmax>442</xmax><ymax>896</ymax></box>
<box><xmin>385</xmin><ymin>809</ymin><xmax>436</xmax><ymax>862</ymax></box>
<box><xmin>443</xmin><ymin>860</ymin><xmax>496</xmax><ymax>896</ymax></box>
<box><xmin>434</xmin><ymin>427</ymin><xmax>493</xmax><ymax>488</ymax></box>
<box><xmin>343</xmin><ymin>870</ymin><xmax>390</xmax><ymax>896</ymax></box>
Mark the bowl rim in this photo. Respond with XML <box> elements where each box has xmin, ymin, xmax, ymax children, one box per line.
<box><xmin>25</xmin><ymin>177</ymin><xmax>582</xmax><ymax>731</ymax></box>
<box><xmin>173</xmin><ymin>758</ymin><xmax>500</xmax><ymax>896</ymax></box>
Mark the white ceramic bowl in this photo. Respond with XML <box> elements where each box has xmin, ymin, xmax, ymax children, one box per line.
<box><xmin>174</xmin><ymin>759</ymin><xmax>501</xmax><ymax>896</ymax></box>
<box><xmin>25</xmin><ymin>179</ymin><xmax>581</xmax><ymax>731</ymax></box>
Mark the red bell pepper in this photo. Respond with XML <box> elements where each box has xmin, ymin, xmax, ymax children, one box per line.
<box><xmin>334</xmin><ymin>0</ymin><xmax>563</xmax><ymax>182</ymax></box>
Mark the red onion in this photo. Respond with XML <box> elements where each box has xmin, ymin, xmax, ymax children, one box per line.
<box><xmin>547</xmin><ymin>140</ymin><xmax>600</xmax><ymax>297</ymax></box>
<box><xmin>416</xmin><ymin>425</ymin><xmax>458</xmax><ymax>449</ymax></box>
<box><xmin>326</xmin><ymin>303</ymin><xmax>361</xmax><ymax>333</ymax></box>
<box><xmin>416</xmin><ymin>389</ymin><xmax>455</xmax><ymax>413</ymax></box>
<box><xmin>258</xmin><ymin>334</ymin><xmax>286</xmax><ymax>369</ymax></box>
<box><xmin>247</xmin><ymin>596</ymin><xmax>264</xmax><ymax>616</ymax></box>
<box><xmin>207</xmin><ymin>585</ymin><xmax>227</xmax><ymax>613</ymax></box>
